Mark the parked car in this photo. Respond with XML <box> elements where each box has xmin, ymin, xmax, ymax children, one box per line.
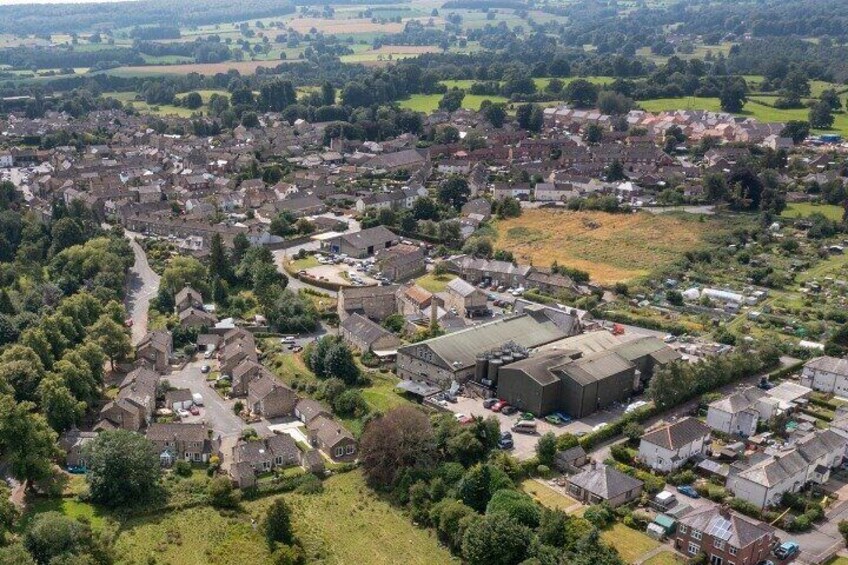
<box><xmin>189</xmin><ymin>406</ymin><xmax>200</xmax><ymax>416</ymax></box>
<box><xmin>773</xmin><ymin>542</ymin><xmax>799</xmax><ymax>560</ymax></box>
<box><xmin>491</xmin><ymin>400</ymin><xmax>508</xmax><ymax>412</ymax></box>
<box><xmin>178</xmin><ymin>409</ymin><xmax>190</xmax><ymax>418</ymax></box>
<box><xmin>200</xmin><ymin>365</ymin><xmax>211</xmax><ymax>374</ymax></box>
<box><xmin>498</xmin><ymin>437</ymin><xmax>514</xmax><ymax>449</ymax></box>
<box><xmin>501</xmin><ymin>405</ymin><xmax>518</xmax><ymax>415</ymax></box>
<box><xmin>483</xmin><ymin>398</ymin><xmax>499</xmax><ymax>409</ymax></box>
<box><xmin>545</xmin><ymin>414</ymin><xmax>564</xmax><ymax>426</ymax></box>
<box><xmin>552</xmin><ymin>411</ymin><xmax>572</xmax><ymax>423</ymax></box>
<box><xmin>519</xmin><ymin>412</ymin><xmax>535</xmax><ymax>421</ymax></box>
<box><xmin>676</xmin><ymin>485</ymin><xmax>700</xmax><ymax>499</ymax></box>
<box><xmin>500</xmin><ymin>431</ymin><xmax>513</xmax><ymax>441</ymax></box>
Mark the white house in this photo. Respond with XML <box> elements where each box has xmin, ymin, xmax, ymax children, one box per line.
<box><xmin>706</xmin><ymin>388</ymin><xmax>773</xmax><ymax>437</ymax></box>
<box><xmin>638</xmin><ymin>417</ymin><xmax>711</xmax><ymax>472</ymax></box>
<box><xmin>0</xmin><ymin>152</ymin><xmax>12</xmax><ymax>168</ymax></box>
<box><xmin>727</xmin><ymin>429</ymin><xmax>847</xmax><ymax>508</ymax></box>
<box><xmin>800</xmin><ymin>356</ymin><xmax>848</xmax><ymax>396</ymax></box>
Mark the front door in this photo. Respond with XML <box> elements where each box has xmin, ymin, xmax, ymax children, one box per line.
<box><xmin>710</xmin><ymin>556</ymin><xmax>723</xmax><ymax>565</ymax></box>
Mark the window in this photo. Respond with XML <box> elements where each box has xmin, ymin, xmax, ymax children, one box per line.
<box><xmin>335</xmin><ymin>446</ymin><xmax>344</xmax><ymax>457</ymax></box>
<box><xmin>714</xmin><ymin>540</ymin><xmax>725</xmax><ymax>550</ymax></box>
<box><xmin>193</xmin><ymin>453</ymin><xmax>200</xmax><ymax>461</ymax></box>
<box><xmin>679</xmin><ymin>525</ymin><xmax>687</xmax><ymax>534</ymax></box>
<box><xmin>688</xmin><ymin>543</ymin><xmax>700</xmax><ymax>555</ymax></box>
<box><xmin>709</xmin><ymin>556</ymin><xmax>723</xmax><ymax>565</ymax></box>
<box><xmin>692</xmin><ymin>530</ymin><xmax>702</xmax><ymax>541</ymax></box>
<box><xmin>728</xmin><ymin>546</ymin><xmax>737</xmax><ymax>556</ymax></box>
<box><xmin>346</xmin><ymin>444</ymin><xmax>356</xmax><ymax>455</ymax></box>
<box><xmin>276</xmin><ymin>457</ymin><xmax>282</xmax><ymax>465</ymax></box>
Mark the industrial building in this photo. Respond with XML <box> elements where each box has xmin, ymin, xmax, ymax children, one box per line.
<box><xmin>495</xmin><ymin>332</ymin><xmax>680</xmax><ymax>418</ymax></box>
<box><xmin>395</xmin><ymin>305</ymin><xmax>580</xmax><ymax>388</ymax></box>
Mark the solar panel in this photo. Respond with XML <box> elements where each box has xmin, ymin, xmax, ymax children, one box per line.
<box><xmin>706</xmin><ymin>516</ymin><xmax>732</xmax><ymax>541</ymax></box>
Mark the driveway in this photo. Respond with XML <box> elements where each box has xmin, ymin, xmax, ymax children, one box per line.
<box><xmin>165</xmin><ymin>359</ymin><xmax>246</xmax><ymax>437</ymax></box>
<box><xmin>122</xmin><ymin>231</ymin><xmax>160</xmax><ymax>345</ymax></box>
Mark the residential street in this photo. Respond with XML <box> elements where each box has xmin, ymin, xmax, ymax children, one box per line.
<box><xmin>123</xmin><ymin>231</ymin><xmax>160</xmax><ymax>345</ymax></box>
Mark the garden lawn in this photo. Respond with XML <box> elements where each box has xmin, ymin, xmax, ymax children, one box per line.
<box><xmin>600</xmin><ymin>523</ymin><xmax>661</xmax><ymax>563</ymax></box>
<box><xmin>781</xmin><ymin>202</ymin><xmax>845</xmax><ymax>222</ymax></box>
<box><xmin>415</xmin><ymin>272</ymin><xmax>457</xmax><ymax>293</ymax></box>
<box><xmin>644</xmin><ymin>551</ymin><xmax>686</xmax><ymax>565</ymax></box>
<box><xmin>20</xmin><ymin>497</ymin><xmax>107</xmax><ymax>532</ymax></box>
<box><xmin>520</xmin><ymin>479</ymin><xmax>579</xmax><ymax>511</ymax></box>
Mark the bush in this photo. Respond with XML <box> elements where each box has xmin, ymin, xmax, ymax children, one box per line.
<box><xmin>667</xmin><ymin>469</ymin><xmax>696</xmax><ymax>486</ymax></box>
<box><xmin>729</xmin><ymin>497</ymin><xmax>761</xmax><ymax>519</ymax></box>
<box><xmin>485</xmin><ymin>489</ymin><xmax>541</xmax><ymax>528</ymax></box>
<box><xmin>610</xmin><ymin>444</ymin><xmax>634</xmax><ymax>465</ymax></box>
<box><xmin>173</xmin><ymin>460</ymin><xmax>192</xmax><ymax>477</ymax></box>
<box><xmin>535</xmin><ymin>464</ymin><xmax>551</xmax><ymax>478</ymax></box>
<box><xmin>208</xmin><ymin>475</ymin><xmax>241</xmax><ymax>509</ymax></box>
<box><xmin>583</xmin><ymin>503</ymin><xmax>614</xmax><ymax>529</ymax></box>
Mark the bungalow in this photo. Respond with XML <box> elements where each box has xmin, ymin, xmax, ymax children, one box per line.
<box><xmin>307</xmin><ymin>415</ymin><xmax>357</xmax><ymax>462</ymax></box>
<box><xmin>294</xmin><ymin>398</ymin><xmax>331</xmax><ymax>424</ymax></box>
<box><xmin>637</xmin><ymin>417</ymin><xmax>711</xmax><ymax>472</ymax></box>
<box><xmin>566</xmin><ymin>463</ymin><xmax>644</xmax><ymax>508</ymax></box>
<box><xmin>232</xmin><ymin>433</ymin><xmax>301</xmax><ymax>474</ymax></box>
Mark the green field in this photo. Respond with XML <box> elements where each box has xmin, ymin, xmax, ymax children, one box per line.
<box><xmin>638</xmin><ymin>96</ymin><xmax>848</xmax><ymax>136</ymax></box>
<box><xmin>599</xmin><ymin>523</ymin><xmax>661</xmax><ymax>563</ymax></box>
<box><xmin>781</xmin><ymin>202</ymin><xmax>845</xmax><ymax>222</ymax></box>
<box><xmin>39</xmin><ymin>471</ymin><xmax>458</xmax><ymax>565</ymax></box>
<box><xmin>415</xmin><ymin>272</ymin><xmax>457</xmax><ymax>293</ymax></box>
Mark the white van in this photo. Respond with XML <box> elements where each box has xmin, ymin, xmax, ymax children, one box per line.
<box><xmin>511</xmin><ymin>421</ymin><xmax>537</xmax><ymax>434</ymax></box>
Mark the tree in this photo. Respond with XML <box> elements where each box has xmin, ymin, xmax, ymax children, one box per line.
<box><xmin>461</xmin><ymin>513</ymin><xmax>532</xmax><ymax>565</ymax></box>
<box><xmin>597</xmin><ymin>91</ymin><xmax>632</xmax><ymax>115</ymax></box>
<box><xmin>320</xmin><ymin>81</ymin><xmax>336</xmax><ymax>106</ymax></box>
<box><xmin>719</xmin><ymin>81</ymin><xmax>747</xmax><ymax>113</ymax></box>
<box><xmin>839</xmin><ymin>519</ymin><xmax>848</xmax><ymax>546</ymax></box>
<box><xmin>564</xmin><ymin>79</ymin><xmax>598</xmax><ymax>108</ymax></box>
<box><xmin>49</xmin><ymin>218</ymin><xmax>85</xmax><ymax>256</ymax></box>
<box><xmin>486</xmin><ymin>489</ymin><xmax>541</xmax><ymax>527</ymax></box>
<box><xmin>457</xmin><ymin>463</ymin><xmax>513</xmax><ymax>512</ymax></box>
<box><xmin>703</xmin><ymin>173</ymin><xmax>728</xmax><ymax>202</ymax></box>
<box><xmin>161</xmin><ymin>256</ymin><xmax>209</xmax><ymax>297</ymax></box>
<box><xmin>183</xmin><ymin>92</ymin><xmax>203</xmax><ymax>109</ymax></box>
<box><xmin>23</xmin><ymin>512</ymin><xmax>110</xmax><ymax>565</ymax></box>
<box><xmin>647</xmin><ymin>361</ymin><xmax>694</xmax><ymax>410</ymax></box>
<box><xmin>37</xmin><ymin>374</ymin><xmax>84</xmax><ymax>432</ymax></box>
<box><xmin>266</xmin><ymin>290</ymin><xmax>318</xmax><ymax>334</ymax></box>
<box><xmin>209</xmin><ymin>233</ymin><xmax>233</xmax><ymax>283</ymax></box>
<box><xmin>412</xmin><ymin>197</ymin><xmax>439</xmax><ymax>221</ymax></box>
<box><xmin>809</xmin><ymin>101</ymin><xmax>835</xmax><ymax>129</ymax></box>
<box><xmin>623</xmin><ymin>421</ymin><xmax>645</xmax><ymax>442</ymax></box>
<box><xmin>0</xmin><ymin>544</ymin><xmax>35</xmax><ymax>565</ymax></box>
<box><xmin>242</xmin><ymin>112</ymin><xmax>260</xmax><ymax>128</ymax></box>
<box><xmin>208</xmin><ymin>475</ymin><xmax>240</xmax><ymax>508</ymax></box>
<box><xmin>84</xmin><ymin>430</ymin><xmax>161</xmax><ymax>507</ymax></box>
<box><xmin>430</xmin><ymin>498</ymin><xmax>476</xmax><ymax>552</ymax></box>
<box><xmin>259</xmin><ymin>78</ymin><xmax>297</xmax><ymax>112</ymax></box>
<box><xmin>482</xmin><ymin>103</ymin><xmax>506</xmax><ymax>128</ymax></box>
<box><xmin>89</xmin><ymin>314</ymin><xmax>130</xmax><ymax>370</ymax></box>
<box><xmin>584</xmin><ymin>124</ymin><xmax>603</xmax><ymax>144</ymax></box>
<box><xmin>438</xmin><ymin>176</ymin><xmax>470</xmax><ymax>210</ymax></box>
<box><xmin>821</xmin><ymin>89</ymin><xmax>842</xmax><ymax>111</ymax></box>
<box><xmin>438</xmin><ymin>88</ymin><xmax>465</xmax><ymax>112</ymax></box>
<box><xmin>781</xmin><ymin>121</ymin><xmax>810</xmax><ymax>144</ymax></box>
<box><xmin>0</xmin><ymin>395</ymin><xmax>58</xmax><ymax>484</ymax></box>
<box><xmin>359</xmin><ymin>406</ymin><xmax>436</xmax><ymax>489</ymax></box>
<box><xmin>515</xmin><ymin>103</ymin><xmax>542</xmax><ymax>132</ymax></box>
<box><xmin>536</xmin><ymin>432</ymin><xmax>557</xmax><ymax>467</ymax></box>
<box><xmin>605</xmin><ymin>159</ymin><xmax>626</xmax><ymax>181</ymax></box>
<box><xmin>264</xmin><ymin>498</ymin><xmax>294</xmax><ymax>548</ymax></box>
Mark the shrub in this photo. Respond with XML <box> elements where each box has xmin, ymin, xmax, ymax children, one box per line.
<box><xmin>667</xmin><ymin>469</ymin><xmax>696</xmax><ymax>486</ymax></box>
<box><xmin>583</xmin><ymin>503</ymin><xmax>614</xmax><ymax>529</ymax></box>
<box><xmin>729</xmin><ymin>497</ymin><xmax>761</xmax><ymax>519</ymax></box>
<box><xmin>486</xmin><ymin>489</ymin><xmax>541</xmax><ymax>528</ymax></box>
<box><xmin>610</xmin><ymin>444</ymin><xmax>634</xmax><ymax>465</ymax></box>
<box><xmin>173</xmin><ymin>460</ymin><xmax>192</xmax><ymax>477</ymax></box>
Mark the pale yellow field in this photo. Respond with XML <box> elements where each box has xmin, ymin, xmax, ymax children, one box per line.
<box><xmin>495</xmin><ymin>210</ymin><xmax>711</xmax><ymax>284</ymax></box>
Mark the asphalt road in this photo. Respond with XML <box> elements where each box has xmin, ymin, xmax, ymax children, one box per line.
<box><xmin>123</xmin><ymin>231</ymin><xmax>160</xmax><ymax>345</ymax></box>
<box><xmin>166</xmin><ymin>359</ymin><xmax>247</xmax><ymax>437</ymax></box>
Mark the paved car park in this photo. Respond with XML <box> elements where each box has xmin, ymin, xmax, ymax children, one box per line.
<box><xmin>446</xmin><ymin>396</ymin><xmax>627</xmax><ymax>460</ymax></box>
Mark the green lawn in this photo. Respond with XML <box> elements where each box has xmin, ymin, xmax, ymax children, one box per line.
<box><xmin>520</xmin><ymin>479</ymin><xmax>579</xmax><ymax>511</ymax></box>
<box><xmin>781</xmin><ymin>202</ymin><xmax>845</xmax><ymax>222</ymax></box>
<box><xmin>20</xmin><ymin>496</ymin><xmax>108</xmax><ymax>532</ymax></box>
<box><xmin>599</xmin><ymin>523</ymin><xmax>661</xmax><ymax>563</ymax></box>
<box><xmin>360</xmin><ymin>372</ymin><xmax>413</xmax><ymax>413</ymax></box>
<box><xmin>825</xmin><ymin>558</ymin><xmax>848</xmax><ymax>565</ymax></box>
<box><xmin>644</xmin><ymin>551</ymin><xmax>686</xmax><ymax>565</ymax></box>
<box><xmin>415</xmin><ymin>272</ymin><xmax>457</xmax><ymax>293</ymax></box>
<box><xmin>290</xmin><ymin>255</ymin><xmax>320</xmax><ymax>270</ymax></box>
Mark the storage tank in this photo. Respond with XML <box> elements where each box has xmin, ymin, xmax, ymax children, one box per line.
<box><xmin>488</xmin><ymin>358</ymin><xmax>503</xmax><ymax>384</ymax></box>
<box><xmin>500</xmin><ymin>354</ymin><xmax>515</xmax><ymax>366</ymax></box>
<box><xmin>474</xmin><ymin>357</ymin><xmax>489</xmax><ymax>382</ymax></box>
<box><xmin>512</xmin><ymin>350</ymin><xmax>527</xmax><ymax>361</ymax></box>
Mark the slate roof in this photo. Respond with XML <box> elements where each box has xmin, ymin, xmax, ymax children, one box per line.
<box><xmin>308</xmin><ymin>415</ymin><xmax>355</xmax><ymax>449</ymax></box>
<box><xmin>709</xmin><ymin>387</ymin><xmax>767</xmax><ymax>414</ymax></box>
<box><xmin>147</xmin><ymin>422</ymin><xmax>208</xmax><ymax>443</ymax></box>
<box><xmin>641</xmin><ymin>417</ymin><xmax>711</xmax><ymax>450</ymax></box>
<box><xmin>447</xmin><ymin>277</ymin><xmax>478</xmax><ymax>297</ymax></box>
<box><xmin>568</xmin><ymin>464</ymin><xmax>643</xmax><ymax>499</ymax></box>
<box><xmin>340</xmin><ymin>313</ymin><xmax>401</xmax><ymax>349</ymax></box>
<box><xmin>296</xmin><ymin>399</ymin><xmax>331</xmax><ymax>423</ymax></box>
<box><xmin>805</xmin><ymin>356</ymin><xmax>848</xmax><ymax>376</ymax></box>
<box><xmin>337</xmin><ymin>225</ymin><xmax>398</xmax><ymax>250</ymax></box>
<box><xmin>679</xmin><ymin>507</ymin><xmax>773</xmax><ymax>549</ymax></box>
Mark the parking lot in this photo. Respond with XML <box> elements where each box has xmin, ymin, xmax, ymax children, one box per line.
<box><xmin>447</xmin><ymin>396</ymin><xmax>627</xmax><ymax>460</ymax></box>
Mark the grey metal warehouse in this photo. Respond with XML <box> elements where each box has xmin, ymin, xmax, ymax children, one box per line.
<box><xmin>496</xmin><ymin>332</ymin><xmax>680</xmax><ymax>418</ymax></box>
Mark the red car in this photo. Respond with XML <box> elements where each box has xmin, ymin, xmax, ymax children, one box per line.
<box><xmin>457</xmin><ymin>415</ymin><xmax>474</xmax><ymax>425</ymax></box>
<box><xmin>491</xmin><ymin>400</ymin><xmax>508</xmax><ymax>412</ymax></box>
<box><xmin>189</xmin><ymin>406</ymin><xmax>200</xmax><ymax>416</ymax></box>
